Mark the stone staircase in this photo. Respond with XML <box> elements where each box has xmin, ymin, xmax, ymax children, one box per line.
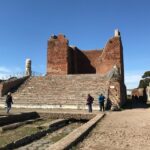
<box><xmin>1</xmin><ymin>75</ymin><xmax>110</xmax><ymax>109</ymax></box>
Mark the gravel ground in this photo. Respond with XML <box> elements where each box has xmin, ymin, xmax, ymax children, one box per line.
<box><xmin>77</xmin><ymin>108</ymin><xmax>150</xmax><ymax>150</ymax></box>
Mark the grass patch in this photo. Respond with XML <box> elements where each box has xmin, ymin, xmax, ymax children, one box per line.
<box><xmin>0</xmin><ymin>118</ymin><xmax>53</xmax><ymax>147</ymax></box>
<box><xmin>47</xmin><ymin>122</ymin><xmax>83</xmax><ymax>144</ymax></box>
<box><xmin>50</xmin><ymin>132</ymin><xmax>68</xmax><ymax>143</ymax></box>
<box><xmin>0</xmin><ymin>126</ymin><xmax>41</xmax><ymax>147</ymax></box>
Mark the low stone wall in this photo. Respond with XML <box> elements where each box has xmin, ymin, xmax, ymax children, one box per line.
<box><xmin>39</xmin><ymin>112</ymin><xmax>95</xmax><ymax>121</ymax></box>
<box><xmin>48</xmin><ymin>113</ymin><xmax>105</xmax><ymax>150</ymax></box>
<box><xmin>0</xmin><ymin>118</ymin><xmax>42</xmax><ymax>132</ymax></box>
<box><xmin>0</xmin><ymin>76</ymin><xmax>29</xmax><ymax>96</ymax></box>
<box><xmin>0</xmin><ymin>112</ymin><xmax>39</xmax><ymax>126</ymax></box>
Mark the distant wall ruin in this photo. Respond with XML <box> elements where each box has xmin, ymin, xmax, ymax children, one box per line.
<box><xmin>46</xmin><ymin>30</ymin><xmax>126</xmax><ymax>108</ymax></box>
<box><xmin>47</xmin><ymin>30</ymin><xmax>124</xmax><ymax>79</ymax></box>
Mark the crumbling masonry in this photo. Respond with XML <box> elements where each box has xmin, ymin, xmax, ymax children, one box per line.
<box><xmin>46</xmin><ymin>29</ymin><xmax>126</xmax><ymax>109</ymax></box>
<box><xmin>0</xmin><ymin>29</ymin><xmax>126</xmax><ymax>110</ymax></box>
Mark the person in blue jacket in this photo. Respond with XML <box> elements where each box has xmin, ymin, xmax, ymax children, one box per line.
<box><xmin>98</xmin><ymin>94</ymin><xmax>105</xmax><ymax>112</ymax></box>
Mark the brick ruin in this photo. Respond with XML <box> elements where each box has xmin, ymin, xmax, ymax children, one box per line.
<box><xmin>47</xmin><ymin>29</ymin><xmax>124</xmax><ymax>77</ymax></box>
<box><xmin>46</xmin><ymin>29</ymin><xmax>126</xmax><ymax>109</ymax></box>
<box><xmin>0</xmin><ymin>29</ymin><xmax>126</xmax><ymax>110</ymax></box>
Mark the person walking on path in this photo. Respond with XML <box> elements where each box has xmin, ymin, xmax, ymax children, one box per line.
<box><xmin>98</xmin><ymin>94</ymin><xmax>105</xmax><ymax>112</ymax></box>
<box><xmin>5</xmin><ymin>92</ymin><xmax>13</xmax><ymax>114</ymax></box>
<box><xmin>86</xmin><ymin>94</ymin><xmax>94</xmax><ymax>113</ymax></box>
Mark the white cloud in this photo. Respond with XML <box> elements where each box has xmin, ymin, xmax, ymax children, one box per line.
<box><xmin>0</xmin><ymin>66</ymin><xmax>23</xmax><ymax>79</ymax></box>
<box><xmin>125</xmin><ymin>71</ymin><xmax>143</xmax><ymax>89</ymax></box>
<box><xmin>0</xmin><ymin>66</ymin><xmax>11</xmax><ymax>73</ymax></box>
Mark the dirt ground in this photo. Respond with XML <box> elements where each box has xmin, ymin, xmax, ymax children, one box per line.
<box><xmin>77</xmin><ymin>108</ymin><xmax>150</xmax><ymax>150</ymax></box>
<box><xmin>1</xmin><ymin>103</ymin><xmax>150</xmax><ymax>150</ymax></box>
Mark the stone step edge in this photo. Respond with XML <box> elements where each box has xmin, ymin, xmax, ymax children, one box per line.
<box><xmin>0</xmin><ymin>104</ymin><xmax>100</xmax><ymax>110</ymax></box>
<box><xmin>48</xmin><ymin>113</ymin><xmax>105</xmax><ymax>150</ymax></box>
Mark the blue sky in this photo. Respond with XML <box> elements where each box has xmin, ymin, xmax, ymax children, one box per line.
<box><xmin>0</xmin><ymin>0</ymin><xmax>150</xmax><ymax>89</ymax></box>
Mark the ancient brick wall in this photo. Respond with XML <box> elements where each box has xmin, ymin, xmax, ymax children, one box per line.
<box><xmin>73</xmin><ymin>49</ymin><xmax>96</xmax><ymax>74</ymax></box>
<box><xmin>67</xmin><ymin>47</ymin><xmax>78</xmax><ymax>74</ymax></box>
<box><xmin>0</xmin><ymin>76</ymin><xmax>28</xmax><ymax>96</ymax></box>
<box><xmin>108</xmin><ymin>81</ymin><xmax>121</xmax><ymax>107</ymax></box>
<box><xmin>47</xmin><ymin>34</ymin><xmax>69</xmax><ymax>75</ymax></box>
<box><xmin>82</xmin><ymin>50</ymin><xmax>102</xmax><ymax>73</ymax></box>
<box><xmin>45</xmin><ymin>31</ymin><xmax>126</xmax><ymax>107</ymax></box>
<box><xmin>46</xmin><ymin>32</ymin><xmax>123</xmax><ymax>76</ymax></box>
<box><xmin>97</xmin><ymin>36</ymin><xmax>124</xmax><ymax>76</ymax></box>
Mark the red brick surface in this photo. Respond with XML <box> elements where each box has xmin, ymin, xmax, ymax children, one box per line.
<box><xmin>97</xmin><ymin>37</ymin><xmax>123</xmax><ymax>75</ymax></box>
<box><xmin>47</xmin><ymin>34</ymin><xmax>69</xmax><ymax>75</ymax></box>
<box><xmin>47</xmin><ymin>34</ymin><xmax>124</xmax><ymax>77</ymax></box>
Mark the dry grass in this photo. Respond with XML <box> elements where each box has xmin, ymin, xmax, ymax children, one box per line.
<box><xmin>0</xmin><ymin>118</ymin><xmax>53</xmax><ymax>147</ymax></box>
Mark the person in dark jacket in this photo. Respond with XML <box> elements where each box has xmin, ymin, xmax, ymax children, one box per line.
<box><xmin>98</xmin><ymin>94</ymin><xmax>105</xmax><ymax>112</ymax></box>
<box><xmin>86</xmin><ymin>94</ymin><xmax>94</xmax><ymax>112</ymax></box>
<box><xmin>6</xmin><ymin>92</ymin><xmax>13</xmax><ymax>113</ymax></box>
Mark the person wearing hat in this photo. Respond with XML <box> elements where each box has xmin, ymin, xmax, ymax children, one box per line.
<box><xmin>5</xmin><ymin>92</ymin><xmax>13</xmax><ymax>113</ymax></box>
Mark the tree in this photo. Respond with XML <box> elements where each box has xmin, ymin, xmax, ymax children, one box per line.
<box><xmin>138</xmin><ymin>71</ymin><xmax>150</xmax><ymax>88</ymax></box>
<box><xmin>142</xmin><ymin>71</ymin><xmax>150</xmax><ymax>78</ymax></box>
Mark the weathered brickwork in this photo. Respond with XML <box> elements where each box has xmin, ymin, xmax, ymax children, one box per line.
<box><xmin>45</xmin><ymin>30</ymin><xmax>126</xmax><ymax>108</ymax></box>
<box><xmin>0</xmin><ymin>30</ymin><xmax>126</xmax><ymax>110</ymax></box>
<box><xmin>98</xmin><ymin>37</ymin><xmax>124</xmax><ymax>77</ymax></box>
<box><xmin>47</xmin><ymin>34</ymin><xmax>69</xmax><ymax>75</ymax></box>
<box><xmin>47</xmin><ymin>31</ymin><xmax>124</xmax><ymax>78</ymax></box>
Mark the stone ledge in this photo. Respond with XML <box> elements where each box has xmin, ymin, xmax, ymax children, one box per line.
<box><xmin>47</xmin><ymin>113</ymin><xmax>105</xmax><ymax>150</ymax></box>
<box><xmin>39</xmin><ymin>112</ymin><xmax>95</xmax><ymax>121</ymax></box>
<box><xmin>0</xmin><ymin>103</ymin><xmax>100</xmax><ymax>110</ymax></box>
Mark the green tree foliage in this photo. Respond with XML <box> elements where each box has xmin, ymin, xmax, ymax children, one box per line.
<box><xmin>138</xmin><ymin>71</ymin><xmax>150</xmax><ymax>88</ymax></box>
<box><xmin>138</xmin><ymin>78</ymin><xmax>150</xmax><ymax>88</ymax></box>
<box><xmin>142</xmin><ymin>71</ymin><xmax>150</xmax><ymax>78</ymax></box>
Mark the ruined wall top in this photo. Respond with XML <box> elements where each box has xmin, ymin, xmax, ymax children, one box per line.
<box><xmin>47</xmin><ymin>30</ymin><xmax>124</xmax><ymax>77</ymax></box>
<box><xmin>48</xmin><ymin>34</ymin><xmax>69</xmax><ymax>45</ymax></box>
<box><xmin>114</xmin><ymin>29</ymin><xmax>121</xmax><ymax>37</ymax></box>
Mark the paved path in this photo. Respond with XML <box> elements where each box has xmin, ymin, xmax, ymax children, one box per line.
<box><xmin>77</xmin><ymin>108</ymin><xmax>150</xmax><ymax>150</ymax></box>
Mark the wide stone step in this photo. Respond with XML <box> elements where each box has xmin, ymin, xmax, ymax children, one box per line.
<box><xmin>11</xmin><ymin>75</ymin><xmax>109</xmax><ymax>107</ymax></box>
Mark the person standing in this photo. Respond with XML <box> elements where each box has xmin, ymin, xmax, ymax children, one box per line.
<box><xmin>86</xmin><ymin>94</ymin><xmax>94</xmax><ymax>113</ymax></box>
<box><xmin>6</xmin><ymin>92</ymin><xmax>13</xmax><ymax>114</ymax></box>
<box><xmin>98</xmin><ymin>94</ymin><xmax>105</xmax><ymax>112</ymax></box>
